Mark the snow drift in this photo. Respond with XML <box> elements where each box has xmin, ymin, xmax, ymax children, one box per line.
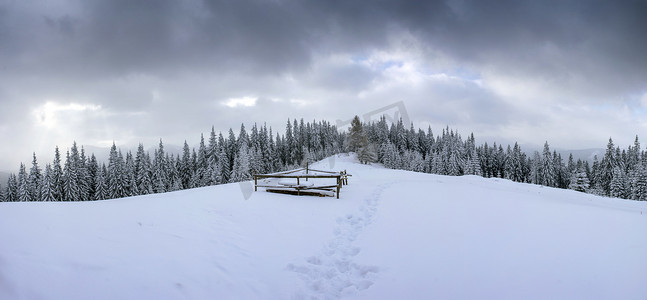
<box><xmin>1</xmin><ymin>154</ymin><xmax>646</xmax><ymax>299</ymax></box>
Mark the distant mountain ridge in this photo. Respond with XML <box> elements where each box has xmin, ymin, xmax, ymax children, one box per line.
<box><xmin>518</xmin><ymin>143</ymin><xmax>604</xmax><ymax>163</ymax></box>
<box><xmin>561</xmin><ymin>148</ymin><xmax>605</xmax><ymax>162</ymax></box>
<box><xmin>0</xmin><ymin>171</ymin><xmax>9</xmax><ymax>187</ymax></box>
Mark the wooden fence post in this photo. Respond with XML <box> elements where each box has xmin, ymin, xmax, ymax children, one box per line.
<box><xmin>336</xmin><ymin>177</ymin><xmax>340</xmax><ymax>199</ymax></box>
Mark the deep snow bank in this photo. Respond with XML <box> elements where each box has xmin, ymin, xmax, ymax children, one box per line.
<box><xmin>1</xmin><ymin>154</ymin><xmax>645</xmax><ymax>299</ymax></box>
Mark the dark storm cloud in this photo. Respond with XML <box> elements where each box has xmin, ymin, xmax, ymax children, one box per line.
<box><xmin>2</xmin><ymin>0</ymin><xmax>645</xmax><ymax>92</ymax></box>
<box><xmin>1</xmin><ymin>0</ymin><xmax>311</xmax><ymax>78</ymax></box>
<box><xmin>304</xmin><ymin>0</ymin><xmax>647</xmax><ymax>99</ymax></box>
<box><xmin>414</xmin><ymin>0</ymin><xmax>647</xmax><ymax>99</ymax></box>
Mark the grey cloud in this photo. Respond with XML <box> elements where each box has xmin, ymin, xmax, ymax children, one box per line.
<box><xmin>2</xmin><ymin>0</ymin><xmax>645</xmax><ymax>97</ymax></box>
<box><xmin>377</xmin><ymin>78</ymin><xmax>522</xmax><ymax>128</ymax></box>
<box><xmin>305</xmin><ymin>62</ymin><xmax>378</xmax><ymax>92</ymax></box>
<box><xmin>415</xmin><ymin>0</ymin><xmax>647</xmax><ymax>99</ymax></box>
<box><xmin>308</xmin><ymin>0</ymin><xmax>647</xmax><ymax>100</ymax></box>
<box><xmin>43</xmin><ymin>14</ymin><xmax>78</xmax><ymax>36</ymax></box>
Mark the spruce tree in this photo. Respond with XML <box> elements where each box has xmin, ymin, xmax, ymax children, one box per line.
<box><xmin>348</xmin><ymin>116</ymin><xmax>366</xmax><ymax>152</ymax></box>
<box><xmin>227</xmin><ymin>128</ymin><xmax>238</xmax><ymax>173</ymax></box>
<box><xmin>63</xmin><ymin>151</ymin><xmax>80</xmax><ymax>201</ymax></box>
<box><xmin>180</xmin><ymin>141</ymin><xmax>192</xmax><ymax>189</ymax></box>
<box><xmin>541</xmin><ymin>142</ymin><xmax>556</xmax><ymax>187</ymax></box>
<box><xmin>107</xmin><ymin>143</ymin><xmax>126</xmax><ymax>199</ymax></box>
<box><xmin>6</xmin><ymin>173</ymin><xmax>18</xmax><ymax>202</ymax></box>
<box><xmin>269</xmin><ymin>130</ymin><xmax>281</xmax><ymax>172</ymax></box>
<box><xmin>610</xmin><ymin>167</ymin><xmax>627</xmax><ymax>198</ymax></box>
<box><xmin>600</xmin><ymin>138</ymin><xmax>617</xmax><ymax>195</ymax></box>
<box><xmin>168</xmin><ymin>155</ymin><xmax>182</xmax><ymax>191</ymax></box>
<box><xmin>153</xmin><ymin>140</ymin><xmax>168</xmax><ymax>193</ymax></box>
<box><xmin>18</xmin><ymin>163</ymin><xmax>31</xmax><ymax>201</ymax></box>
<box><xmin>479</xmin><ymin>145</ymin><xmax>490</xmax><ymax>177</ymax></box>
<box><xmin>424</xmin><ymin>150</ymin><xmax>433</xmax><ymax>173</ymax></box>
<box><xmin>285</xmin><ymin>119</ymin><xmax>295</xmax><ymax>165</ymax></box>
<box><xmin>208</xmin><ymin>126</ymin><xmax>218</xmax><ymax>162</ymax></box>
<box><xmin>633</xmin><ymin>168</ymin><xmax>647</xmax><ymax>201</ymax></box>
<box><xmin>249</xmin><ymin>147</ymin><xmax>263</xmax><ymax>175</ymax></box>
<box><xmin>28</xmin><ymin>153</ymin><xmax>42</xmax><ymax>201</ymax></box>
<box><xmin>628</xmin><ymin>169</ymin><xmax>639</xmax><ymax>200</ymax></box>
<box><xmin>87</xmin><ymin>154</ymin><xmax>99</xmax><ymax>200</ymax></box>
<box><xmin>381</xmin><ymin>142</ymin><xmax>399</xmax><ymax>169</ymax></box>
<box><xmin>40</xmin><ymin>164</ymin><xmax>56</xmax><ymax>202</ymax></box>
<box><xmin>78</xmin><ymin>147</ymin><xmax>91</xmax><ymax>201</ymax></box>
<box><xmin>230</xmin><ymin>144</ymin><xmax>251</xmax><ymax>182</ymax></box>
<box><xmin>190</xmin><ymin>149</ymin><xmax>198</xmax><ymax>186</ymax></box>
<box><xmin>189</xmin><ymin>170</ymin><xmax>200</xmax><ymax>189</ymax></box>
<box><xmin>129</xmin><ymin>170</ymin><xmax>138</xmax><ymax>196</ymax></box>
<box><xmin>553</xmin><ymin>152</ymin><xmax>567</xmax><ymax>188</ymax></box>
<box><xmin>52</xmin><ymin>146</ymin><xmax>64</xmax><ymax>201</ymax></box>
<box><xmin>432</xmin><ymin>153</ymin><xmax>444</xmax><ymax>175</ymax></box>
<box><xmin>69</xmin><ymin>142</ymin><xmax>84</xmax><ymax>200</ymax></box>
<box><xmin>405</xmin><ymin>150</ymin><xmax>424</xmax><ymax>172</ymax></box>
<box><xmin>294</xmin><ymin>119</ymin><xmax>303</xmax><ymax>163</ymax></box>
<box><xmin>446</xmin><ymin>144</ymin><xmax>463</xmax><ymax>176</ymax></box>
<box><xmin>135</xmin><ymin>144</ymin><xmax>152</xmax><ymax>195</ymax></box>
<box><xmin>509</xmin><ymin>143</ymin><xmax>524</xmax><ymax>182</ymax></box>
<box><xmin>139</xmin><ymin>152</ymin><xmax>154</xmax><ymax>195</ymax></box>
<box><xmin>197</xmin><ymin>134</ymin><xmax>210</xmax><ymax>187</ymax></box>
<box><xmin>357</xmin><ymin>141</ymin><xmax>377</xmax><ymax>164</ymax></box>
<box><xmin>261</xmin><ymin>124</ymin><xmax>274</xmax><ymax>173</ymax></box>
<box><xmin>209</xmin><ymin>156</ymin><xmax>222</xmax><ymax>185</ymax></box>
<box><xmin>395</xmin><ymin>118</ymin><xmax>407</xmax><ymax>151</ymax></box>
<box><xmin>375</xmin><ymin>116</ymin><xmax>390</xmax><ymax>146</ymax></box>
<box><xmin>465</xmin><ymin>151</ymin><xmax>482</xmax><ymax>176</ymax></box>
<box><xmin>567</xmin><ymin>154</ymin><xmax>576</xmax><ymax>176</ymax></box>
<box><xmin>217</xmin><ymin>146</ymin><xmax>230</xmax><ymax>183</ymax></box>
<box><xmin>94</xmin><ymin>165</ymin><xmax>108</xmax><ymax>200</ymax></box>
<box><xmin>568</xmin><ymin>167</ymin><xmax>590</xmax><ymax>193</ymax></box>
<box><xmin>216</xmin><ymin>133</ymin><xmax>231</xmax><ymax>182</ymax></box>
<box><xmin>530</xmin><ymin>151</ymin><xmax>542</xmax><ymax>184</ymax></box>
<box><xmin>121</xmin><ymin>151</ymin><xmax>134</xmax><ymax>196</ymax></box>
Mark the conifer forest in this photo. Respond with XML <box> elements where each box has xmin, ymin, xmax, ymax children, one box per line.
<box><xmin>1</xmin><ymin>116</ymin><xmax>645</xmax><ymax>202</ymax></box>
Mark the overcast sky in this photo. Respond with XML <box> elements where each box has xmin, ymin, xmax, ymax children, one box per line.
<box><xmin>1</xmin><ymin>0</ymin><xmax>646</xmax><ymax>171</ymax></box>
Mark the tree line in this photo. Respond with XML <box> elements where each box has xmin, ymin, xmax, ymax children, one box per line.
<box><xmin>0</xmin><ymin>120</ymin><xmax>344</xmax><ymax>202</ymax></box>
<box><xmin>1</xmin><ymin>116</ymin><xmax>645</xmax><ymax>202</ymax></box>
<box><xmin>351</xmin><ymin>115</ymin><xmax>647</xmax><ymax>201</ymax></box>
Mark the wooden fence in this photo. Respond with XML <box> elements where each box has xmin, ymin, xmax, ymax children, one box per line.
<box><xmin>253</xmin><ymin>166</ymin><xmax>350</xmax><ymax>199</ymax></box>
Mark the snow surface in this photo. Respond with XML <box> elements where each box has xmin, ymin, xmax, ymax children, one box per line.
<box><xmin>1</xmin><ymin>154</ymin><xmax>646</xmax><ymax>299</ymax></box>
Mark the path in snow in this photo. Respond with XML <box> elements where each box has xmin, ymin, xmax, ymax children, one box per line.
<box><xmin>287</xmin><ymin>183</ymin><xmax>391</xmax><ymax>300</ymax></box>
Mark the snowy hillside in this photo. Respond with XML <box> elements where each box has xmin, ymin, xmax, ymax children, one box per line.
<box><xmin>1</xmin><ymin>154</ymin><xmax>646</xmax><ymax>299</ymax></box>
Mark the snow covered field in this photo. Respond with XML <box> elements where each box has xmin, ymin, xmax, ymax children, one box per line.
<box><xmin>1</xmin><ymin>154</ymin><xmax>646</xmax><ymax>299</ymax></box>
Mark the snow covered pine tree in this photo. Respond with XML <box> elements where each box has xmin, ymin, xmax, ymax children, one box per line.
<box><xmin>348</xmin><ymin>115</ymin><xmax>376</xmax><ymax>164</ymax></box>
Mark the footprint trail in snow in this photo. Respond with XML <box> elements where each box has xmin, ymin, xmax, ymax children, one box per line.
<box><xmin>287</xmin><ymin>183</ymin><xmax>391</xmax><ymax>300</ymax></box>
